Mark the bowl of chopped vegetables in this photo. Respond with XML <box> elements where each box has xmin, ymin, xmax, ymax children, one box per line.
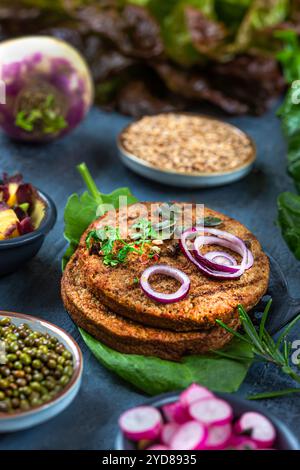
<box><xmin>0</xmin><ymin>173</ymin><xmax>57</xmax><ymax>275</ymax></box>
<box><xmin>115</xmin><ymin>384</ymin><xmax>299</xmax><ymax>450</ymax></box>
<box><xmin>0</xmin><ymin>312</ymin><xmax>83</xmax><ymax>432</ymax></box>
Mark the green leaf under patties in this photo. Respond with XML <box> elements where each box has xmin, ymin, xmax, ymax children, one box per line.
<box><xmin>80</xmin><ymin>328</ymin><xmax>253</xmax><ymax>395</ymax></box>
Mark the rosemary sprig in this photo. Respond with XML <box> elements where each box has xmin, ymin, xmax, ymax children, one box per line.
<box><xmin>248</xmin><ymin>388</ymin><xmax>300</xmax><ymax>400</ymax></box>
<box><xmin>216</xmin><ymin>300</ymin><xmax>300</xmax><ymax>399</ymax></box>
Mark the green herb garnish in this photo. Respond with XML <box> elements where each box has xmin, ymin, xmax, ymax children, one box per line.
<box><xmin>216</xmin><ymin>300</ymin><xmax>300</xmax><ymax>399</ymax></box>
<box><xmin>15</xmin><ymin>94</ymin><xmax>67</xmax><ymax>134</ymax></box>
<box><xmin>86</xmin><ymin>218</ymin><xmax>159</xmax><ymax>267</ymax></box>
<box><xmin>131</xmin><ymin>218</ymin><xmax>158</xmax><ymax>242</ymax></box>
<box><xmin>204</xmin><ymin>216</ymin><xmax>223</xmax><ymax>227</ymax></box>
<box><xmin>86</xmin><ymin>226</ymin><xmax>137</xmax><ymax>267</ymax></box>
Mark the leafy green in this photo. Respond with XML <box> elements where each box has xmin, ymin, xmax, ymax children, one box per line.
<box><xmin>154</xmin><ymin>0</ymin><xmax>215</xmax><ymax>65</ymax></box>
<box><xmin>276</xmin><ymin>31</ymin><xmax>300</xmax><ymax>258</ymax></box>
<box><xmin>215</xmin><ymin>0</ymin><xmax>251</xmax><ymax>33</ymax></box>
<box><xmin>62</xmin><ymin>163</ymin><xmax>138</xmax><ymax>269</ymax></box>
<box><xmin>276</xmin><ymin>30</ymin><xmax>300</xmax><ymax>84</ymax></box>
<box><xmin>80</xmin><ymin>328</ymin><xmax>253</xmax><ymax>395</ymax></box>
<box><xmin>16</xmin><ymin>94</ymin><xmax>67</xmax><ymax>135</ymax></box>
<box><xmin>278</xmin><ymin>192</ymin><xmax>300</xmax><ymax>260</ymax></box>
<box><xmin>233</xmin><ymin>0</ymin><xmax>289</xmax><ymax>51</ymax></box>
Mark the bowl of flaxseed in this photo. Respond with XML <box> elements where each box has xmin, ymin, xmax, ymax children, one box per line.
<box><xmin>118</xmin><ymin>113</ymin><xmax>256</xmax><ymax>188</ymax></box>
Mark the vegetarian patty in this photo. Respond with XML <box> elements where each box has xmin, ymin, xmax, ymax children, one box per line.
<box><xmin>77</xmin><ymin>203</ymin><xmax>269</xmax><ymax>331</ymax></box>
<box><xmin>61</xmin><ymin>253</ymin><xmax>240</xmax><ymax>361</ymax></box>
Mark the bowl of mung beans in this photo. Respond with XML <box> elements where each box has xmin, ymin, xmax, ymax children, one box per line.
<box><xmin>118</xmin><ymin>113</ymin><xmax>256</xmax><ymax>188</ymax></box>
<box><xmin>0</xmin><ymin>311</ymin><xmax>83</xmax><ymax>432</ymax></box>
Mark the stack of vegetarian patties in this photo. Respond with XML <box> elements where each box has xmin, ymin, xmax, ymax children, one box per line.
<box><xmin>61</xmin><ymin>203</ymin><xmax>269</xmax><ymax>361</ymax></box>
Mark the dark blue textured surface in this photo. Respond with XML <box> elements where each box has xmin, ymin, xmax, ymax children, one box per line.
<box><xmin>0</xmin><ymin>104</ymin><xmax>300</xmax><ymax>449</ymax></box>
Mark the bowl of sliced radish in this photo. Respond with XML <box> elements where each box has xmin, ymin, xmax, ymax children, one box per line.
<box><xmin>116</xmin><ymin>385</ymin><xmax>299</xmax><ymax>450</ymax></box>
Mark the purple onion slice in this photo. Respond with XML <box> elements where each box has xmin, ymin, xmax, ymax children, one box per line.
<box><xmin>180</xmin><ymin>228</ymin><xmax>253</xmax><ymax>280</ymax></box>
<box><xmin>140</xmin><ymin>264</ymin><xmax>190</xmax><ymax>304</ymax></box>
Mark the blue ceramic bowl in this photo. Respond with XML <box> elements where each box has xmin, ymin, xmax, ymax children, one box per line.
<box><xmin>0</xmin><ymin>189</ymin><xmax>57</xmax><ymax>276</ymax></box>
<box><xmin>0</xmin><ymin>311</ymin><xmax>83</xmax><ymax>432</ymax></box>
<box><xmin>115</xmin><ymin>392</ymin><xmax>300</xmax><ymax>450</ymax></box>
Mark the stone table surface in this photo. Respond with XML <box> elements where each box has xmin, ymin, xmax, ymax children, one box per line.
<box><xmin>0</xmin><ymin>104</ymin><xmax>300</xmax><ymax>450</ymax></box>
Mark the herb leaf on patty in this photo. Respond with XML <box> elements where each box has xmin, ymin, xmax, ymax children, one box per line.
<box><xmin>86</xmin><ymin>219</ymin><xmax>160</xmax><ymax>267</ymax></box>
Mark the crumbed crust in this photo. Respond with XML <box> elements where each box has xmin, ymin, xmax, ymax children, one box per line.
<box><xmin>61</xmin><ymin>253</ymin><xmax>240</xmax><ymax>362</ymax></box>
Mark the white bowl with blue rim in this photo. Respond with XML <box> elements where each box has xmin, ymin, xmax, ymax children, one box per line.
<box><xmin>0</xmin><ymin>311</ymin><xmax>83</xmax><ymax>432</ymax></box>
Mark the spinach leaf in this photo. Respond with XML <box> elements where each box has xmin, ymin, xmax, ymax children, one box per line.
<box><xmin>278</xmin><ymin>192</ymin><xmax>300</xmax><ymax>260</ymax></box>
<box><xmin>80</xmin><ymin>328</ymin><xmax>253</xmax><ymax>395</ymax></box>
<box><xmin>62</xmin><ymin>163</ymin><xmax>138</xmax><ymax>269</ymax></box>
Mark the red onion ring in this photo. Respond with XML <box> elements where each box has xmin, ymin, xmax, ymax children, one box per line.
<box><xmin>195</xmin><ymin>231</ymin><xmax>253</xmax><ymax>271</ymax></box>
<box><xmin>180</xmin><ymin>228</ymin><xmax>253</xmax><ymax>280</ymax></box>
<box><xmin>140</xmin><ymin>264</ymin><xmax>190</xmax><ymax>304</ymax></box>
<box><xmin>204</xmin><ymin>251</ymin><xmax>237</xmax><ymax>267</ymax></box>
<box><xmin>194</xmin><ymin>233</ymin><xmax>246</xmax><ymax>274</ymax></box>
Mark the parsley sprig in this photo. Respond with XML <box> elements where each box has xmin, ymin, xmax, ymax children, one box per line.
<box><xmin>216</xmin><ymin>300</ymin><xmax>300</xmax><ymax>399</ymax></box>
<box><xmin>86</xmin><ymin>219</ymin><xmax>159</xmax><ymax>267</ymax></box>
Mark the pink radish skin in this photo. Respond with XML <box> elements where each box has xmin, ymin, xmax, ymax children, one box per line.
<box><xmin>170</xmin><ymin>421</ymin><xmax>208</xmax><ymax>450</ymax></box>
<box><xmin>228</xmin><ymin>435</ymin><xmax>258</xmax><ymax>450</ymax></box>
<box><xmin>189</xmin><ymin>397</ymin><xmax>233</xmax><ymax>426</ymax></box>
<box><xmin>162</xmin><ymin>402</ymin><xmax>189</xmax><ymax>424</ymax></box>
<box><xmin>161</xmin><ymin>423</ymin><xmax>180</xmax><ymax>446</ymax></box>
<box><xmin>204</xmin><ymin>423</ymin><xmax>232</xmax><ymax>450</ymax></box>
<box><xmin>147</xmin><ymin>445</ymin><xmax>170</xmax><ymax>450</ymax></box>
<box><xmin>180</xmin><ymin>384</ymin><xmax>214</xmax><ymax>407</ymax></box>
<box><xmin>235</xmin><ymin>412</ymin><xmax>276</xmax><ymax>449</ymax></box>
<box><xmin>119</xmin><ymin>406</ymin><xmax>162</xmax><ymax>442</ymax></box>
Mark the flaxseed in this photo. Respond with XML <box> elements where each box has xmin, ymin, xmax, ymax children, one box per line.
<box><xmin>120</xmin><ymin>114</ymin><xmax>255</xmax><ymax>174</ymax></box>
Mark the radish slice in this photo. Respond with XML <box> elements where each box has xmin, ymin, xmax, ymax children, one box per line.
<box><xmin>161</xmin><ymin>423</ymin><xmax>180</xmax><ymax>446</ymax></box>
<box><xmin>189</xmin><ymin>397</ymin><xmax>233</xmax><ymax>426</ymax></box>
<box><xmin>170</xmin><ymin>421</ymin><xmax>207</xmax><ymax>450</ymax></box>
<box><xmin>228</xmin><ymin>435</ymin><xmax>258</xmax><ymax>450</ymax></box>
<box><xmin>204</xmin><ymin>423</ymin><xmax>232</xmax><ymax>450</ymax></box>
<box><xmin>119</xmin><ymin>406</ymin><xmax>162</xmax><ymax>442</ymax></box>
<box><xmin>180</xmin><ymin>384</ymin><xmax>214</xmax><ymax>407</ymax></box>
<box><xmin>162</xmin><ymin>402</ymin><xmax>189</xmax><ymax>424</ymax></box>
<box><xmin>235</xmin><ymin>412</ymin><xmax>276</xmax><ymax>449</ymax></box>
<box><xmin>147</xmin><ymin>445</ymin><xmax>170</xmax><ymax>450</ymax></box>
